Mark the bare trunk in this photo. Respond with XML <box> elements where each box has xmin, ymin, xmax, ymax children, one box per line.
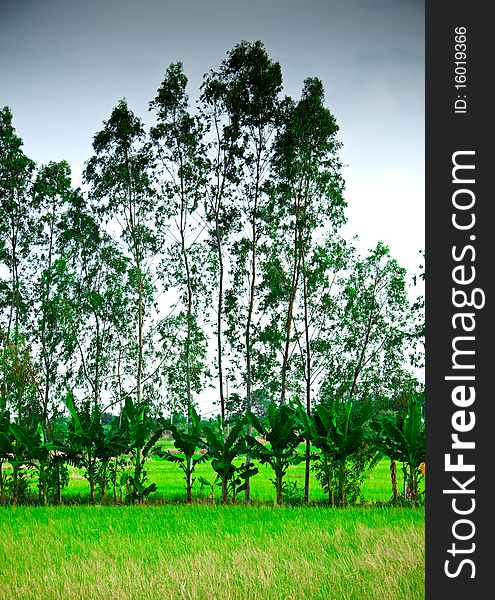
<box><xmin>276</xmin><ymin>471</ymin><xmax>283</xmax><ymax>504</ymax></box>
<box><xmin>56</xmin><ymin>460</ymin><xmax>61</xmax><ymax>504</ymax></box>
<box><xmin>390</xmin><ymin>459</ymin><xmax>398</xmax><ymax>501</ymax></box>
<box><xmin>179</xmin><ymin>194</ymin><xmax>193</xmax><ymax>413</ymax></box>
<box><xmin>302</xmin><ymin>250</ymin><xmax>311</xmax><ymax>503</ymax></box>
<box><xmin>244</xmin><ymin>168</ymin><xmax>259</xmax><ymax>502</ymax></box>
<box><xmin>304</xmin><ymin>440</ymin><xmax>311</xmax><ymax>504</ymax></box>
<box><xmin>89</xmin><ymin>454</ymin><xmax>96</xmax><ymax>504</ymax></box>
<box><xmin>280</xmin><ymin>232</ymin><xmax>302</xmax><ymax>404</ymax></box>
<box><xmin>12</xmin><ymin>464</ymin><xmax>19</xmax><ymax>505</ymax></box>
<box><xmin>137</xmin><ymin>270</ymin><xmax>144</xmax><ymax>409</ymax></box>
<box><xmin>0</xmin><ymin>460</ymin><xmax>5</xmax><ymax>504</ymax></box>
<box><xmin>215</xmin><ymin>220</ymin><xmax>225</xmax><ymax>421</ymax></box>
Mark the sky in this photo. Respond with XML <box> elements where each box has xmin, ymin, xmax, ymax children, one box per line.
<box><xmin>0</xmin><ymin>0</ymin><xmax>424</xmax><ymax>280</ymax></box>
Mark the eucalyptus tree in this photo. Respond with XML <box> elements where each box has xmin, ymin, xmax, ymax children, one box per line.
<box><xmin>31</xmin><ymin>161</ymin><xmax>76</xmax><ymax>421</ymax></box>
<box><xmin>0</xmin><ymin>107</ymin><xmax>36</xmax><ymax>340</ymax></box>
<box><xmin>221</xmin><ymin>42</ymin><xmax>282</xmax><ymax>413</ymax></box>
<box><xmin>216</xmin><ymin>41</ymin><xmax>283</xmax><ymax>501</ymax></box>
<box><xmin>57</xmin><ymin>191</ymin><xmax>131</xmax><ymax>414</ymax></box>
<box><xmin>260</xmin><ymin>77</ymin><xmax>346</xmax><ymax>405</ymax></box>
<box><xmin>200</xmin><ymin>45</ymin><xmax>251</xmax><ymax>421</ymax></box>
<box><xmin>84</xmin><ymin>100</ymin><xmax>158</xmax><ymax>411</ymax></box>
<box><xmin>256</xmin><ymin>79</ymin><xmax>345</xmax><ymax>502</ymax></box>
<box><xmin>150</xmin><ymin>62</ymin><xmax>210</xmax><ymax>416</ymax></box>
<box><xmin>0</xmin><ymin>108</ymin><xmax>36</xmax><ymax>416</ymax></box>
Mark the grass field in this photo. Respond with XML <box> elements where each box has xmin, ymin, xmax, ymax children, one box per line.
<box><xmin>0</xmin><ymin>505</ymin><xmax>424</xmax><ymax>600</ymax></box>
<box><xmin>0</xmin><ymin>443</ymin><xmax>425</xmax><ymax>599</ymax></box>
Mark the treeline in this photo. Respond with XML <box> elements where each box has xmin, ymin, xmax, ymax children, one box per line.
<box><xmin>0</xmin><ymin>40</ymin><xmax>424</xmax><ymax>505</ymax></box>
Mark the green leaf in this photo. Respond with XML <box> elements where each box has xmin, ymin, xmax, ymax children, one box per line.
<box><xmin>9</xmin><ymin>423</ymin><xmax>35</xmax><ymax>451</ymax></box>
<box><xmin>64</xmin><ymin>391</ymin><xmax>84</xmax><ymax>436</ymax></box>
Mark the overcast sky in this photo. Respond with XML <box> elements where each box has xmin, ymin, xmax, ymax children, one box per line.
<box><xmin>0</xmin><ymin>0</ymin><xmax>424</xmax><ymax>278</ymax></box>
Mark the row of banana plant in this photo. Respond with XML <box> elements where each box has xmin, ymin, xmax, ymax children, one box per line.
<box><xmin>0</xmin><ymin>394</ymin><xmax>425</xmax><ymax>506</ymax></box>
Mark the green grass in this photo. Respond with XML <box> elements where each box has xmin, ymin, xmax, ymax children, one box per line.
<box><xmin>0</xmin><ymin>504</ymin><xmax>424</xmax><ymax>599</ymax></box>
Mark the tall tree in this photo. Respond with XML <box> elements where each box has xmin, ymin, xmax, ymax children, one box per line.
<box><xmin>0</xmin><ymin>107</ymin><xmax>36</xmax><ymax>338</ymax></box>
<box><xmin>200</xmin><ymin>47</ymin><xmax>249</xmax><ymax>421</ymax></box>
<box><xmin>292</xmin><ymin>236</ymin><xmax>350</xmax><ymax>501</ymax></box>
<box><xmin>256</xmin><ymin>78</ymin><xmax>346</xmax><ymax>502</ymax></box>
<box><xmin>31</xmin><ymin>161</ymin><xmax>75</xmax><ymax>421</ymax></box>
<box><xmin>262</xmin><ymin>78</ymin><xmax>346</xmax><ymax>405</ymax></box>
<box><xmin>0</xmin><ymin>107</ymin><xmax>36</xmax><ymax>414</ymax></box>
<box><xmin>84</xmin><ymin>100</ymin><xmax>157</xmax><ymax>411</ymax></box>
<box><xmin>219</xmin><ymin>41</ymin><xmax>283</xmax><ymax>501</ymax></box>
<box><xmin>320</xmin><ymin>241</ymin><xmax>410</xmax><ymax>405</ymax></box>
<box><xmin>221</xmin><ymin>41</ymin><xmax>282</xmax><ymax>413</ymax></box>
<box><xmin>57</xmin><ymin>191</ymin><xmax>131</xmax><ymax>412</ymax></box>
<box><xmin>150</xmin><ymin>62</ymin><xmax>210</xmax><ymax>416</ymax></box>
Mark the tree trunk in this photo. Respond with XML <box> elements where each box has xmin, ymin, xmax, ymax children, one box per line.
<box><xmin>89</xmin><ymin>455</ymin><xmax>96</xmax><ymax>504</ymax></box>
<box><xmin>178</xmin><ymin>154</ymin><xmax>194</xmax><ymax>415</ymax></box>
<box><xmin>304</xmin><ymin>439</ymin><xmax>311</xmax><ymax>504</ymax></box>
<box><xmin>338</xmin><ymin>460</ymin><xmax>346</xmax><ymax>507</ymax></box>
<box><xmin>302</xmin><ymin>251</ymin><xmax>311</xmax><ymax>503</ymax></box>
<box><xmin>215</xmin><ymin>222</ymin><xmax>225</xmax><ymax>421</ymax></box>
<box><xmin>12</xmin><ymin>464</ymin><xmax>19</xmax><ymax>505</ymax></box>
<box><xmin>137</xmin><ymin>270</ymin><xmax>144</xmax><ymax>409</ymax></box>
<box><xmin>244</xmin><ymin>137</ymin><xmax>262</xmax><ymax>501</ymax></box>
<box><xmin>0</xmin><ymin>460</ymin><xmax>5</xmax><ymax>504</ymax></box>
<box><xmin>186</xmin><ymin>456</ymin><xmax>193</xmax><ymax>503</ymax></box>
<box><xmin>390</xmin><ymin>459</ymin><xmax>398</xmax><ymax>501</ymax></box>
<box><xmin>113</xmin><ymin>457</ymin><xmax>118</xmax><ymax>504</ymax></box>
<box><xmin>280</xmin><ymin>233</ymin><xmax>303</xmax><ymax>404</ymax></box>
<box><xmin>100</xmin><ymin>462</ymin><xmax>107</xmax><ymax>501</ymax></box>
<box><xmin>276</xmin><ymin>473</ymin><xmax>283</xmax><ymax>504</ymax></box>
<box><xmin>56</xmin><ymin>460</ymin><xmax>61</xmax><ymax>505</ymax></box>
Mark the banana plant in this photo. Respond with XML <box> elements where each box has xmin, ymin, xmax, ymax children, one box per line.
<box><xmin>160</xmin><ymin>406</ymin><xmax>207</xmax><ymax>503</ymax></box>
<box><xmin>201</xmin><ymin>416</ymin><xmax>258</xmax><ymax>503</ymax></box>
<box><xmin>8</xmin><ymin>420</ymin><xmax>61</xmax><ymax>505</ymax></box>
<box><xmin>65</xmin><ymin>391</ymin><xmax>110</xmax><ymax>503</ymax></box>
<box><xmin>0</xmin><ymin>410</ymin><xmax>15</xmax><ymax>504</ymax></box>
<box><xmin>369</xmin><ymin>410</ymin><xmax>403</xmax><ymax>502</ymax></box>
<box><xmin>246</xmin><ymin>402</ymin><xmax>303</xmax><ymax>504</ymax></box>
<box><xmin>296</xmin><ymin>399</ymin><xmax>337</xmax><ymax>506</ymax></box>
<box><xmin>299</xmin><ymin>398</ymin><xmax>374</xmax><ymax>506</ymax></box>
<box><xmin>120</xmin><ymin>396</ymin><xmax>165</xmax><ymax>503</ymax></box>
<box><xmin>374</xmin><ymin>397</ymin><xmax>425</xmax><ymax>501</ymax></box>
